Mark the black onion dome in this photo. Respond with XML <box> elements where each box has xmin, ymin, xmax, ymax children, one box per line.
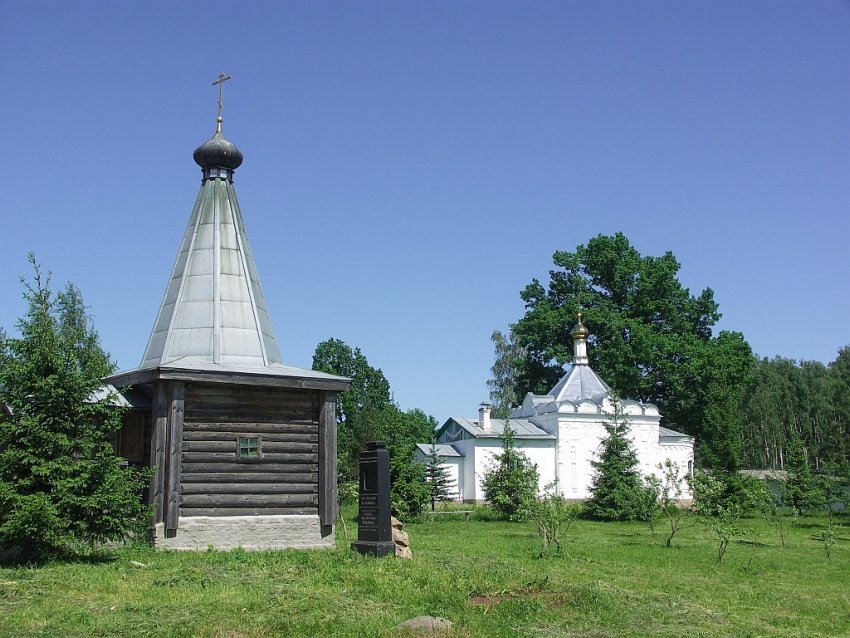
<box><xmin>193</xmin><ymin>130</ymin><xmax>243</xmax><ymax>170</ymax></box>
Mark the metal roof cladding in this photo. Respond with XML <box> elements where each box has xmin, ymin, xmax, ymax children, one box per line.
<box><xmin>138</xmin><ymin>86</ymin><xmax>282</xmax><ymax>371</ymax></box>
<box><xmin>138</xmin><ymin>160</ymin><xmax>283</xmax><ymax>370</ymax></box>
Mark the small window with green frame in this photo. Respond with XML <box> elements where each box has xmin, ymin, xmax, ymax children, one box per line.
<box><xmin>237</xmin><ymin>435</ymin><xmax>261</xmax><ymax>459</ymax></box>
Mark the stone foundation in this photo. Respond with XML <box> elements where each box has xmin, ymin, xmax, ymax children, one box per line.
<box><xmin>153</xmin><ymin>515</ymin><xmax>334</xmax><ymax>551</ymax></box>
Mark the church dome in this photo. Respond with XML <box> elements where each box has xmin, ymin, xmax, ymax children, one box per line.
<box><xmin>193</xmin><ymin>126</ymin><xmax>243</xmax><ymax>171</ymax></box>
<box><xmin>570</xmin><ymin>318</ymin><xmax>589</xmax><ymax>340</ymax></box>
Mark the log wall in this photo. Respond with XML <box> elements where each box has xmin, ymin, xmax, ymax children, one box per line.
<box><xmin>180</xmin><ymin>383</ymin><xmax>321</xmax><ymax>517</ymax></box>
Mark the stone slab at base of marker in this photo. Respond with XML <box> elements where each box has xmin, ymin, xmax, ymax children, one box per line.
<box><xmin>352</xmin><ymin>441</ymin><xmax>396</xmax><ymax>557</ymax></box>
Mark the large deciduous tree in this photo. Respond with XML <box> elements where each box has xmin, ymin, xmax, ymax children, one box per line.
<box><xmin>0</xmin><ymin>256</ymin><xmax>150</xmax><ymax>559</ymax></box>
<box><xmin>312</xmin><ymin>338</ymin><xmax>393</xmax><ymax>426</ymax></box>
<box><xmin>502</xmin><ymin>232</ymin><xmax>753</xmax><ymax>469</ymax></box>
<box><xmin>312</xmin><ymin>338</ymin><xmax>393</xmax><ymax>478</ymax></box>
<box><xmin>826</xmin><ymin>347</ymin><xmax>850</xmax><ymax>465</ymax></box>
<box><xmin>312</xmin><ymin>338</ymin><xmax>437</xmax><ymax>519</ymax></box>
<box><xmin>487</xmin><ymin>327</ymin><xmax>526</xmax><ymax>419</ymax></box>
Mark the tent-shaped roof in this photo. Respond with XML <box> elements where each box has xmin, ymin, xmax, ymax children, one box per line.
<box><xmin>106</xmin><ymin>117</ymin><xmax>348</xmax><ymax>390</ymax></box>
<box><xmin>140</xmin><ymin>170</ymin><xmax>280</xmax><ymax>371</ymax></box>
<box><xmin>511</xmin><ymin>317</ymin><xmax>661</xmax><ymax>418</ymax></box>
<box><xmin>548</xmin><ymin>364</ymin><xmax>612</xmax><ymax>403</ymax></box>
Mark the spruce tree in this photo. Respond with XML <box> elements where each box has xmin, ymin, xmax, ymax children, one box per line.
<box><xmin>0</xmin><ymin>256</ymin><xmax>150</xmax><ymax>558</ymax></box>
<box><xmin>423</xmin><ymin>441</ymin><xmax>455</xmax><ymax>510</ymax></box>
<box><xmin>586</xmin><ymin>400</ymin><xmax>650</xmax><ymax>520</ymax></box>
<box><xmin>481</xmin><ymin>423</ymin><xmax>539</xmax><ymax>519</ymax></box>
<box><xmin>781</xmin><ymin>430</ymin><xmax>824</xmax><ymax>516</ymax></box>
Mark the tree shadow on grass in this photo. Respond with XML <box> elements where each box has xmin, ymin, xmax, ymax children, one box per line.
<box><xmin>734</xmin><ymin>539</ymin><xmax>771</xmax><ymax>548</ymax></box>
<box><xmin>793</xmin><ymin>520</ymin><xmax>834</xmax><ymax>530</ymax></box>
<box><xmin>0</xmin><ymin>546</ymin><xmax>120</xmax><ymax>568</ymax></box>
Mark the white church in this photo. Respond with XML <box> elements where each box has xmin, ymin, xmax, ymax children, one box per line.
<box><xmin>416</xmin><ymin>317</ymin><xmax>695</xmax><ymax>502</ymax></box>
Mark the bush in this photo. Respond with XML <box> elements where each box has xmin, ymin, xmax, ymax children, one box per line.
<box><xmin>0</xmin><ymin>489</ymin><xmax>64</xmax><ymax>555</ymax></box>
<box><xmin>819</xmin><ymin>474</ymin><xmax>846</xmax><ymax>520</ymax></box>
<box><xmin>691</xmin><ymin>469</ymin><xmax>749</xmax><ymax>562</ymax></box>
<box><xmin>649</xmin><ymin>460</ymin><xmax>693</xmax><ymax>548</ymax></box>
<box><xmin>389</xmin><ymin>447</ymin><xmax>430</xmax><ymax>522</ymax></box>
<box><xmin>691</xmin><ymin>470</ymin><xmax>733</xmax><ymax>519</ymax></box>
<box><xmin>691</xmin><ymin>469</ymin><xmax>768</xmax><ymax>518</ymax></box>
<box><xmin>520</xmin><ymin>485</ymin><xmax>582</xmax><ymax>556</ymax></box>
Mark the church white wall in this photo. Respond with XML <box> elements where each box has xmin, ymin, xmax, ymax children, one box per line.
<box><xmin>556</xmin><ymin>418</ymin><xmax>608</xmax><ymax>499</ymax></box>
<box><xmin>471</xmin><ymin>441</ymin><xmax>500</xmax><ymax>502</ymax></box>
<box><xmin>448</xmin><ymin>438</ymin><xmax>480</xmax><ymax>502</ymax></box>
<box><xmin>552</xmin><ymin>412</ymin><xmax>694</xmax><ymax>501</ymax></box>
<box><xmin>465</xmin><ymin>439</ymin><xmax>556</xmax><ymax>502</ymax></box>
<box><xmin>424</xmin><ymin>412</ymin><xmax>694</xmax><ymax>505</ymax></box>
<box><xmin>631</xmin><ymin>417</ymin><xmax>662</xmax><ymax>481</ymax></box>
<box><xmin>517</xmin><ymin>439</ymin><xmax>558</xmax><ymax>496</ymax></box>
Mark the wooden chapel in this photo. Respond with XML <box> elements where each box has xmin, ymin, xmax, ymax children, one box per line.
<box><xmin>105</xmin><ymin>77</ymin><xmax>350</xmax><ymax>550</ymax></box>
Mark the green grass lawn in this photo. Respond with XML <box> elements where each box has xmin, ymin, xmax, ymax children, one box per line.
<box><xmin>1</xmin><ymin>511</ymin><xmax>847</xmax><ymax>637</ymax></box>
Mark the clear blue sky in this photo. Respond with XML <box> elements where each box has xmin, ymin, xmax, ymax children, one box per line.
<box><xmin>2</xmin><ymin>1</ymin><xmax>848</xmax><ymax>423</ymax></box>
